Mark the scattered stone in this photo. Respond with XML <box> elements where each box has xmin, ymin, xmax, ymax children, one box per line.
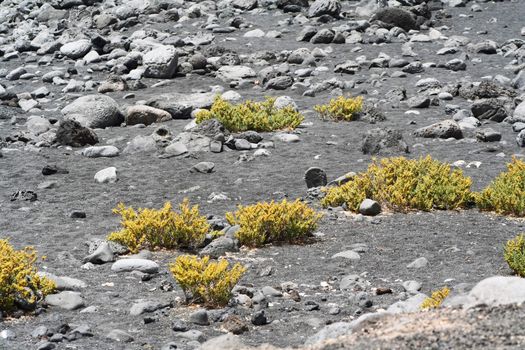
<box><xmin>189</xmin><ymin>309</ymin><xmax>210</xmax><ymax>325</ymax></box>
<box><xmin>45</xmin><ymin>291</ymin><xmax>85</xmax><ymax>310</ymax></box>
<box><xmin>111</xmin><ymin>259</ymin><xmax>159</xmax><ymax>274</ymax></box>
<box><xmin>106</xmin><ymin>329</ymin><xmax>134</xmax><ymax>343</ymax></box>
<box><xmin>407</xmin><ymin>257</ymin><xmax>428</xmax><ymax>269</ymax></box>
<box><xmin>304</xmin><ymin>167</ymin><xmax>327</xmax><ymax>188</ymax></box>
<box><xmin>359</xmin><ymin>199</ymin><xmax>381</xmax><ymax>216</ymax></box>
<box><xmin>414</xmin><ymin>120</ymin><xmax>463</xmax><ymax>139</ymax></box>
<box><xmin>190</xmin><ymin>162</ymin><xmax>215</xmax><ymax>173</ymax></box>
<box><xmin>94</xmin><ymin>167</ymin><xmax>118</xmax><ymax>184</ymax></box>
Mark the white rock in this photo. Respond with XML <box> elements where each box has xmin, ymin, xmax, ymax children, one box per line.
<box><xmin>111</xmin><ymin>258</ymin><xmax>159</xmax><ymax>274</ymax></box>
<box><xmin>94</xmin><ymin>167</ymin><xmax>118</xmax><ymax>183</ymax></box>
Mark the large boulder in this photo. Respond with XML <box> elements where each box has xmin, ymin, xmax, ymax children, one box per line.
<box><xmin>143</xmin><ymin>45</ymin><xmax>179</xmax><ymax>79</ymax></box>
<box><xmin>61</xmin><ymin>95</ymin><xmax>123</xmax><ymax>129</ymax></box>
<box><xmin>54</xmin><ymin>119</ymin><xmax>98</xmax><ymax>147</ymax></box>
<box><xmin>361</xmin><ymin>128</ymin><xmax>409</xmax><ymax>155</ymax></box>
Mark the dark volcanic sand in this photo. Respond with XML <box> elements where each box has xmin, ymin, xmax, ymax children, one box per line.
<box><xmin>1</xmin><ymin>0</ymin><xmax>525</xmax><ymax>349</ymax></box>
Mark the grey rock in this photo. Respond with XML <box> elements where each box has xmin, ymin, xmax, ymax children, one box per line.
<box><xmin>361</xmin><ymin>128</ymin><xmax>409</xmax><ymax>155</ymax></box>
<box><xmin>516</xmin><ymin>130</ymin><xmax>525</xmax><ymax>147</ymax></box>
<box><xmin>200</xmin><ymin>237</ymin><xmax>239</xmax><ymax>258</ymax></box>
<box><xmin>55</xmin><ymin>119</ymin><xmax>98</xmax><ymax>147</ymax></box>
<box><xmin>164</xmin><ymin>142</ymin><xmax>188</xmax><ymax>157</ymax></box>
<box><xmin>332</xmin><ymin>250</ymin><xmax>360</xmax><ymax>260</ymax></box>
<box><xmin>190</xmin><ymin>162</ymin><xmax>215</xmax><ymax>173</ymax></box>
<box><xmin>60</xmin><ymin>39</ymin><xmax>91</xmax><ymax>59</ymax></box>
<box><xmin>414</xmin><ymin>120</ymin><xmax>463</xmax><ymax>139</ymax></box>
<box><xmin>61</xmin><ymin>95</ymin><xmax>123</xmax><ymax>129</ymax></box>
<box><xmin>200</xmin><ymin>334</ymin><xmax>246</xmax><ymax>350</ymax></box>
<box><xmin>387</xmin><ymin>293</ymin><xmax>427</xmax><ymax>313</ymax></box>
<box><xmin>147</xmin><ymin>92</ymin><xmax>215</xmax><ymax>119</ymax></box>
<box><xmin>467</xmin><ymin>276</ymin><xmax>525</xmax><ymax>307</ymax></box>
<box><xmin>124</xmin><ymin>135</ymin><xmax>157</xmax><ymax>154</ymax></box>
<box><xmin>402</xmin><ymin>280</ymin><xmax>422</xmax><ymax>293</ymax></box>
<box><xmin>471</xmin><ymin>99</ymin><xmax>508</xmax><ymax>122</ymax></box>
<box><xmin>216</xmin><ymin>66</ymin><xmax>256</xmax><ymax>83</ymax></box>
<box><xmin>143</xmin><ymin>46</ymin><xmax>178</xmax><ymax>79</ymax></box>
<box><xmin>304</xmin><ymin>167</ymin><xmax>327</xmax><ymax>188</ymax></box>
<box><xmin>372</xmin><ymin>7</ymin><xmax>418</xmax><ymax>32</ymax></box>
<box><xmin>476</xmin><ymin>128</ymin><xmax>501</xmax><ymax>142</ymax></box>
<box><xmin>106</xmin><ymin>329</ymin><xmax>134</xmax><ymax>343</ymax></box>
<box><xmin>251</xmin><ymin>310</ymin><xmax>268</xmax><ymax>325</ymax></box>
<box><xmin>305</xmin><ymin>322</ymin><xmax>352</xmax><ymax>345</ymax></box>
<box><xmin>38</xmin><ymin>273</ymin><xmax>87</xmax><ymax>291</ymax></box>
<box><xmin>308</xmin><ymin>0</ymin><xmax>341</xmax><ymax>18</ymax></box>
<box><xmin>126</xmin><ymin>105</ymin><xmax>172</xmax><ymax>126</ymax></box>
<box><xmin>359</xmin><ymin>199</ymin><xmax>381</xmax><ymax>216</ymax></box>
<box><xmin>111</xmin><ymin>258</ymin><xmax>159</xmax><ymax>274</ymax></box>
<box><xmin>45</xmin><ymin>291</ymin><xmax>85</xmax><ymax>310</ymax></box>
<box><xmin>130</xmin><ymin>300</ymin><xmax>170</xmax><ymax>316</ymax></box>
<box><xmin>407</xmin><ymin>96</ymin><xmax>431</xmax><ymax>108</ymax></box>
<box><xmin>94</xmin><ymin>167</ymin><xmax>118</xmax><ymax>183</ymax></box>
<box><xmin>82</xmin><ymin>146</ymin><xmax>119</xmax><ymax>158</ymax></box>
<box><xmin>340</xmin><ymin>274</ymin><xmax>368</xmax><ymax>291</ymax></box>
<box><xmin>310</xmin><ymin>29</ymin><xmax>335</xmax><ymax>44</ymax></box>
<box><xmin>83</xmin><ymin>241</ymin><xmax>115</xmax><ymax>264</ymax></box>
<box><xmin>177</xmin><ymin>330</ymin><xmax>205</xmax><ymax>342</ymax></box>
<box><xmin>189</xmin><ymin>309</ymin><xmax>209</xmax><ymax>325</ymax></box>
<box><xmin>265</xmin><ymin>75</ymin><xmax>293</xmax><ymax>90</ymax></box>
<box><xmin>407</xmin><ymin>257</ymin><xmax>428</xmax><ymax>269</ymax></box>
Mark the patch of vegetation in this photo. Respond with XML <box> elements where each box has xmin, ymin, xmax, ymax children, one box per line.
<box><xmin>421</xmin><ymin>287</ymin><xmax>450</xmax><ymax>310</ymax></box>
<box><xmin>195</xmin><ymin>96</ymin><xmax>304</xmax><ymax>132</ymax></box>
<box><xmin>504</xmin><ymin>234</ymin><xmax>525</xmax><ymax>277</ymax></box>
<box><xmin>476</xmin><ymin>158</ymin><xmax>525</xmax><ymax>216</ymax></box>
<box><xmin>170</xmin><ymin>255</ymin><xmax>246</xmax><ymax>308</ymax></box>
<box><xmin>107</xmin><ymin>199</ymin><xmax>210</xmax><ymax>253</ymax></box>
<box><xmin>0</xmin><ymin>239</ymin><xmax>55</xmax><ymax>313</ymax></box>
<box><xmin>314</xmin><ymin>95</ymin><xmax>364</xmax><ymax>121</ymax></box>
<box><xmin>322</xmin><ymin>156</ymin><xmax>473</xmax><ymax>212</ymax></box>
<box><xmin>226</xmin><ymin>199</ymin><xmax>322</xmax><ymax>247</ymax></box>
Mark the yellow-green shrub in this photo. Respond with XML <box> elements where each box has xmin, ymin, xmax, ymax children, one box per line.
<box><xmin>170</xmin><ymin>255</ymin><xmax>246</xmax><ymax>307</ymax></box>
<box><xmin>476</xmin><ymin>158</ymin><xmax>525</xmax><ymax>216</ymax></box>
<box><xmin>0</xmin><ymin>239</ymin><xmax>55</xmax><ymax>313</ymax></box>
<box><xmin>504</xmin><ymin>234</ymin><xmax>525</xmax><ymax>277</ymax></box>
<box><xmin>322</xmin><ymin>156</ymin><xmax>473</xmax><ymax>212</ymax></box>
<box><xmin>421</xmin><ymin>287</ymin><xmax>450</xmax><ymax>310</ymax></box>
<box><xmin>226</xmin><ymin>199</ymin><xmax>322</xmax><ymax>247</ymax></box>
<box><xmin>314</xmin><ymin>95</ymin><xmax>363</xmax><ymax>121</ymax></box>
<box><xmin>195</xmin><ymin>96</ymin><xmax>304</xmax><ymax>132</ymax></box>
<box><xmin>107</xmin><ymin>199</ymin><xmax>210</xmax><ymax>253</ymax></box>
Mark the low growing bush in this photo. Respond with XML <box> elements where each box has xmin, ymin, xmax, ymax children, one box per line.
<box><xmin>504</xmin><ymin>234</ymin><xmax>525</xmax><ymax>277</ymax></box>
<box><xmin>107</xmin><ymin>199</ymin><xmax>210</xmax><ymax>253</ymax></box>
<box><xmin>0</xmin><ymin>239</ymin><xmax>55</xmax><ymax>313</ymax></box>
<box><xmin>476</xmin><ymin>158</ymin><xmax>525</xmax><ymax>216</ymax></box>
<box><xmin>314</xmin><ymin>95</ymin><xmax>363</xmax><ymax>121</ymax></box>
<box><xmin>322</xmin><ymin>156</ymin><xmax>473</xmax><ymax>212</ymax></box>
<box><xmin>226</xmin><ymin>199</ymin><xmax>322</xmax><ymax>247</ymax></box>
<box><xmin>170</xmin><ymin>255</ymin><xmax>246</xmax><ymax>307</ymax></box>
<box><xmin>195</xmin><ymin>96</ymin><xmax>304</xmax><ymax>132</ymax></box>
<box><xmin>421</xmin><ymin>287</ymin><xmax>450</xmax><ymax>310</ymax></box>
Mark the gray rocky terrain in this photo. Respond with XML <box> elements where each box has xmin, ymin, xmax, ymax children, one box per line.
<box><xmin>1</xmin><ymin>0</ymin><xmax>525</xmax><ymax>349</ymax></box>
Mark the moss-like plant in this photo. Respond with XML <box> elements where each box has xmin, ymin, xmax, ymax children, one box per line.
<box><xmin>314</xmin><ymin>95</ymin><xmax>363</xmax><ymax>121</ymax></box>
<box><xmin>322</xmin><ymin>156</ymin><xmax>473</xmax><ymax>212</ymax></box>
<box><xmin>504</xmin><ymin>234</ymin><xmax>525</xmax><ymax>277</ymax></box>
<box><xmin>195</xmin><ymin>96</ymin><xmax>304</xmax><ymax>132</ymax></box>
<box><xmin>0</xmin><ymin>239</ymin><xmax>55</xmax><ymax>313</ymax></box>
<box><xmin>476</xmin><ymin>158</ymin><xmax>525</xmax><ymax>216</ymax></box>
<box><xmin>170</xmin><ymin>255</ymin><xmax>246</xmax><ymax>307</ymax></box>
<box><xmin>226</xmin><ymin>199</ymin><xmax>322</xmax><ymax>247</ymax></box>
<box><xmin>107</xmin><ymin>199</ymin><xmax>210</xmax><ymax>253</ymax></box>
<box><xmin>421</xmin><ymin>287</ymin><xmax>450</xmax><ymax>310</ymax></box>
